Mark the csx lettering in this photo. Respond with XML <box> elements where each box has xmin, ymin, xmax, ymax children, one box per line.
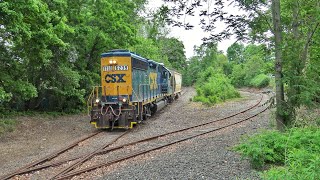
<box><xmin>149</xmin><ymin>73</ymin><xmax>157</xmax><ymax>90</ymax></box>
<box><xmin>105</xmin><ymin>74</ymin><xmax>126</xmax><ymax>83</ymax></box>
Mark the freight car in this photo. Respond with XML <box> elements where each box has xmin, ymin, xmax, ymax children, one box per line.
<box><xmin>87</xmin><ymin>49</ymin><xmax>182</xmax><ymax>129</ymax></box>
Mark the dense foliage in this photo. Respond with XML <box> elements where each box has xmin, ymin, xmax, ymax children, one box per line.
<box><xmin>228</xmin><ymin>43</ymin><xmax>273</xmax><ymax>88</ymax></box>
<box><xmin>249</xmin><ymin>74</ymin><xmax>270</xmax><ymax>88</ymax></box>
<box><xmin>235</xmin><ymin>127</ymin><xmax>320</xmax><ymax>179</ymax></box>
<box><xmin>193</xmin><ymin>68</ymin><xmax>240</xmax><ymax>106</ymax></box>
<box><xmin>183</xmin><ymin>43</ymin><xmax>240</xmax><ymax>106</ymax></box>
<box><xmin>0</xmin><ymin>0</ymin><xmax>187</xmax><ymax>114</ymax></box>
<box><xmin>182</xmin><ymin>41</ymin><xmax>272</xmax><ymax>106</ymax></box>
<box><xmin>0</xmin><ymin>0</ymin><xmax>142</xmax><ymax>112</ymax></box>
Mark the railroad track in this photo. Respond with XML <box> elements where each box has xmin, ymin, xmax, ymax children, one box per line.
<box><xmin>2</xmin><ymin>92</ymin><xmax>272</xmax><ymax>180</ymax></box>
<box><xmin>55</xmin><ymin>94</ymin><xmax>270</xmax><ymax>180</ymax></box>
<box><xmin>0</xmin><ymin>131</ymin><xmax>128</xmax><ymax>180</ymax></box>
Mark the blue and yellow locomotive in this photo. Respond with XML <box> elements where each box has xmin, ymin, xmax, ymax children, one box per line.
<box><xmin>88</xmin><ymin>49</ymin><xmax>182</xmax><ymax>129</ymax></box>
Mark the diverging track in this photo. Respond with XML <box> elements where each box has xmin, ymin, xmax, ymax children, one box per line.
<box><xmin>0</xmin><ymin>131</ymin><xmax>128</xmax><ymax>180</ymax></box>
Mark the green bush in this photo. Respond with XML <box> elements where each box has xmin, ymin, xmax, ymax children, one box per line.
<box><xmin>0</xmin><ymin>87</ymin><xmax>12</xmax><ymax>103</ymax></box>
<box><xmin>234</xmin><ymin>130</ymin><xmax>287</xmax><ymax>168</ymax></box>
<box><xmin>230</xmin><ymin>64</ymin><xmax>247</xmax><ymax>87</ymax></box>
<box><xmin>262</xmin><ymin>149</ymin><xmax>320</xmax><ymax>180</ymax></box>
<box><xmin>193</xmin><ymin>69</ymin><xmax>240</xmax><ymax>106</ymax></box>
<box><xmin>234</xmin><ymin>127</ymin><xmax>320</xmax><ymax>179</ymax></box>
<box><xmin>250</xmin><ymin>74</ymin><xmax>270</xmax><ymax>88</ymax></box>
<box><xmin>229</xmin><ymin>54</ymin><xmax>270</xmax><ymax>88</ymax></box>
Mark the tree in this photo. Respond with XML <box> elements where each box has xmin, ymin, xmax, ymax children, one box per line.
<box><xmin>227</xmin><ymin>42</ymin><xmax>245</xmax><ymax>64</ymax></box>
<box><xmin>0</xmin><ymin>0</ymin><xmax>70</xmax><ymax>111</ymax></box>
<box><xmin>280</xmin><ymin>0</ymin><xmax>320</xmax><ymax>123</ymax></box>
<box><xmin>0</xmin><ymin>0</ymin><xmax>147</xmax><ymax>112</ymax></box>
<box><xmin>271</xmin><ymin>0</ymin><xmax>286</xmax><ymax>130</ymax></box>
<box><xmin>182</xmin><ymin>56</ymin><xmax>202</xmax><ymax>86</ymax></box>
<box><xmin>159</xmin><ymin>37</ymin><xmax>187</xmax><ymax>71</ymax></box>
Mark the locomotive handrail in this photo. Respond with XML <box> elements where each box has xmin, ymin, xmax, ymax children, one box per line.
<box><xmin>87</xmin><ymin>86</ymin><xmax>97</xmax><ymax>116</ymax></box>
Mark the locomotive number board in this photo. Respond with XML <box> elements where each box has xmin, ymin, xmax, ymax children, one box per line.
<box><xmin>103</xmin><ymin>65</ymin><xmax>129</xmax><ymax>71</ymax></box>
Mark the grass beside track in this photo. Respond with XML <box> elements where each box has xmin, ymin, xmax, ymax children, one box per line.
<box><xmin>0</xmin><ymin>119</ymin><xmax>17</xmax><ymax>135</ymax></box>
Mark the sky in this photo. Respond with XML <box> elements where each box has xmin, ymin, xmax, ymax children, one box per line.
<box><xmin>146</xmin><ymin>0</ymin><xmax>238</xmax><ymax>58</ymax></box>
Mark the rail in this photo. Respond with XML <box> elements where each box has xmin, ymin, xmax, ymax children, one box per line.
<box><xmin>56</xmin><ymin>94</ymin><xmax>272</xmax><ymax>179</ymax></box>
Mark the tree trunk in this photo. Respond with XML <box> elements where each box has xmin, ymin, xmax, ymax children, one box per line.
<box><xmin>272</xmin><ymin>0</ymin><xmax>286</xmax><ymax>131</ymax></box>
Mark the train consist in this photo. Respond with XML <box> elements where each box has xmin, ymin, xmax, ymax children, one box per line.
<box><xmin>88</xmin><ymin>49</ymin><xmax>182</xmax><ymax>129</ymax></box>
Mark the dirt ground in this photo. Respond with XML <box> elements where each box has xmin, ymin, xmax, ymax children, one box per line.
<box><xmin>0</xmin><ymin>114</ymin><xmax>97</xmax><ymax>176</ymax></box>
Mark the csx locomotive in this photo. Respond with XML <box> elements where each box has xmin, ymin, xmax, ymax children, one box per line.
<box><xmin>88</xmin><ymin>49</ymin><xmax>182</xmax><ymax>129</ymax></box>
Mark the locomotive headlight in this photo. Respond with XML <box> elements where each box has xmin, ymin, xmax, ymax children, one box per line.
<box><xmin>109</xmin><ymin>60</ymin><xmax>117</xmax><ymax>65</ymax></box>
<box><xmin>95</xmin><ymin>98</ymin><xmax>100</xmax><ymax>103</ymax></box>
<box><xmin>118</xmin><ymin>96</ymin><xmax>127</xmax><ymax>104</ymax></box>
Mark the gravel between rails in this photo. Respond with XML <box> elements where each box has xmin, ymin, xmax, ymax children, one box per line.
<box><xmin>68</xmin><ymin>87</ymin><xmax>272</xmax><ymax>180</ymax></box>
<box><xmin>96</xmin><ymin>113</ymin><xmax>269</xmax><ymax>180</ymax></box>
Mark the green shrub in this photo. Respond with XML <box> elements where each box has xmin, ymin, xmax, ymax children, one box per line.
<box><xmin>234</xmin><ymin>130</ymin><xmax>287</xmax><ymax>168</ymax></box>
<box><xmin>250</xmin><ymin>74</ymin><xmax>270</xmax><ymax>88</ymax></box>
<box><xmin>262</xmin><ymin>149</ymin><xmax>320</xmax><ymax>180</ymax></box>
<box><xmin>0</xmin><ymin>87</ymin><xmax>12</xmax><ymax>103</ymax></box>
<box><xmin>230</xmin><ymin>64</ymin><xmax>247</xmax><ymax>87</ymax></box>
<box><xmin>316</xmin><ymin>117</ymin><xmax>320</xmax><ymax>126</ymax></box>
<box><xmin>193</xmin><ymin>69</ymin><xmax>240</xmax><ymax>106</ymax></box>
<box><xmin>234</xmin><ymin>127</ymin><xmax>320</xmax><ymax>179</ymax></box>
